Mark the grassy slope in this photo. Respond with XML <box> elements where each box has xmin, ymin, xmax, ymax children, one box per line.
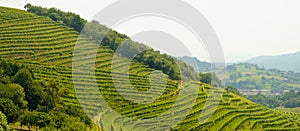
<box><xmin>1</xmin><ymin>6</ymin><xmax>300</xmax><ymax>131</ymax></box>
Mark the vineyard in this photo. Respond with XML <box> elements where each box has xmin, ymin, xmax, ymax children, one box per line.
<box><xmin>1</xmin><ymin>6</ymin><xmax>300</xmax><ymax>131</ymax></box>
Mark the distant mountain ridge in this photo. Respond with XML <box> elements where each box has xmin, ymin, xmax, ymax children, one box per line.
<box><xmin>177</xmin><ymin>56</ymin><xmax>211</xmax><ymax>72</ymax></box>
<box><xmin>248</xmin><ymin>51</ymin><xmax>300</xmax><ymax>72</ymax></box>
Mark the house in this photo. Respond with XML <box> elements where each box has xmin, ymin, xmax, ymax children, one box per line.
<box><xmin>260</xmin><ymin>89</ymin><xmax>268</xmax><ymax>95</ymax></box>
<box><xmin>251</xmin><ymin>89</ymin><xmax>259</xmax><ymax>95</ymax></box>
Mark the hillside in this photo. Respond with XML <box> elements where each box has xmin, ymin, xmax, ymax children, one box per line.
<box><xmin>249</xmin><ymin>51</ymin><xmax>300</xmax><ymax>72</ymax></box>
<box><xmin>226</xmin><ymin>63</ymin><xmax>300</xmax><ymax>95</ymax></box>
<box><xmin>1</xmin><ymin>6</ymin><xmax>300</xmax><ymax>130</ymax></box>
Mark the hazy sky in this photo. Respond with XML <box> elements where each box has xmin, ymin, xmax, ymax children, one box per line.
<box><xmin>1</xmin><ymin>0</ymin><xmax>300</xmax><ymax>62</ymax></box>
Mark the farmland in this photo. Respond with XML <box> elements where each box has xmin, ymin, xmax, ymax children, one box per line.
<box><xmin>1</xmin><ymin>6</ymin><xmax>300</xmax><ymax>130</ymax></box>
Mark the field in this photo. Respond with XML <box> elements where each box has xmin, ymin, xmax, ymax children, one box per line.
<box><xmin>1</xmin><ymin>6</ymin><xmax>300</xmax><ymax>130</ymax></box>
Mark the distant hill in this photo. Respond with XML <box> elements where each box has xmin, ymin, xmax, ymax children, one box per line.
<box><xmin>177</xmin><ymin>56</ymin><xmax>211</xmax><ymax>72</ymax></box>
<box><xmin>226</xmin><ymin>63</ymin><xmax>300</xmax><ymax>109</ymax></box>
<box><xmin>248</xmin><ymin>51</ymin><xmax>300</xmax><ymax>72</ymax></box>
<box><xmin>226</xmin><ymin>63</ymin><xmax>300</xmax><ymax>95</ymax></box>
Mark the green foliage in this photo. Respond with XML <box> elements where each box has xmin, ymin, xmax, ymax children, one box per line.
<box><xmin>227</xmin><ymin>63</ymin><xmax>300</xmax><ymax>108</ymax></box>
<box><xmin>12</xmin><ymin>68</ymin><xmax>56</xmax><ymax>110</ymax></box>
<box><xmin>246</xmin><ymin>91</ymin><xmax>300</xmax><ymax>108</ymax></box>
<box><xmin>13</xmin><ymin>68</ymin><xmax>33</xmax><ymax>90</ymax></box>
<box><xmin>279</xmin><ymin>91</ymin><xmax>300</xmax><ymax>108</ymax></box>
<box><xmin>24</xmin><ymin>3</ymin><xmax>87</xmax><ymax>32</ymax></box>
<box><xmin>0</xmin><ymin>111</ymin><xmax>9</xmax><ymax>131</ymax></box>
<box><xmin>117</xmin><ymin>39</ymin><xmax>149</xmax><ymax>59</ymax></box>
<box><xmin>177</xmin><ymin>56</ymin><xmax>212</xmax><ymax>72</ymax></box>
<box><xmin>0</xmin><ymin>98</ymin><xmax>19</xmax><ymax>123</ymax></box>
<box><xmin>23</xmin><ymin>4</ymin><xmax>199</xmax><ymax>81</ymax></box>
<box><xmin>134</xmin><ymin>49</ymin><xmax>182</xmax><ymax>80</ymax></box>
<box><xmin>17</xmin><ymin>106</ymin><xmax>90</xmax><ymax>131</ymax></box>
<box><xmin>20</xmin><ymin>111</ymin><xmax>51</xmax><ymax>130</ymax></box>
<box><xmin>3</xmin><ymin>5</ymin><xmax>300</xmax><ymax>130</ymax></box>
<box><xmin>83</xmin><ymin>20</ymin><xmax>195</xmax><ymax>80</ymax></box>
<box><xmin>37</xmin><ymin>81</ymin><xmax>60</xmax><ymax>112</ymax></box>
<box><xmin>284</xmin><ymin>98</ymin><xmax>300</xmax><ymax>108</ymax></box>
<box><xmin>226</xmin><ymin>63</ymin><xmax>300</xmax><ymax>92</ymax></box>
<box><xmin>246</xmin><ymin>94</ymin><xmax>280</xmax><ymax>108</ymax></box>
<box><xmin>0</xmin><ymin>83</ymin><xmax>27</xmax><ymax>109</ymax></box>
<box><xmin>44</xmin><ymin>112</ymin><xmax>86</xmax><ymax>131</ymax></box>
<box><xmin>199</xmin><ymin>72</ymin><xmax>221</xmax><ymax>85</ymax></box>
<box><xmin>0</xmin><ymin>59</ymin><xmax>90</xmax><ymax>129</ymax></box>
<box><xmin>20</xmin><ymin>107</ymin><xmax>89</xmax><ymax>130</ymax></box>
<box><xmin>81</xmin><ymin>16</ymin><xmax>198</xmax><ymax>81</ymax></box>
<box><xmin>0</xmin><ymin>60</ymin><xmax>19</xmax><ymax>80</ymax></box>
<box><xmin>13</xmin><ymin>68</ymin><xmax>41</xmax><ymax>110</ymax></box>
<box><xmin>225</xmin><ymin>86</ymin><xmax>242</xmax><ymax>96</ymax></box>
<box><xmin>199</xmin><ymin>72</ymin><xmax>211</xmax><ymax>84</ymax></box>
<box><xmin>60</xmin><ymin>105</ymin><xmax>91</xmax><ymax>125</ymax></box>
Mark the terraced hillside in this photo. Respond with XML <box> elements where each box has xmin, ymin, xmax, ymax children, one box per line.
<box><xmin>1</xmin><ymin>6</ymin><xmax>300</xmax><ymax>131</ymax></box>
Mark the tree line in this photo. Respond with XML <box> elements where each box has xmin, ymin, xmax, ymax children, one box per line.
<box><xmin>24</xmin><ymin>4</ymin><xmax>202</xmax><ymax>81</ymax></box>
<box><xmin>24</xmin><ymin>4</ymin><xmax>87</xmax><ymax>32</ymax></box>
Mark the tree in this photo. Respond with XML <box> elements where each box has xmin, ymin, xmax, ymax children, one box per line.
<box><xmin>35</xmin><ymin>112</ymin><xmax>51</xmax><ymax>130</ymax></box>
<box><xmin>20</xmin><ymin>111</ymin><xmax>34</xmax><ymax>130</ymax></box>
<box><xmin>199</xmin><ymin>72</ymin><xmax>221</xmax><ymax>86</ymax></box>
<box><xmin>0</xmin><ymin>111</ymin><xmax>9</xmax><ymax>131</ymax></box>
<box><xmin>199</xmin><ymin>73</ymin><xmax>211</xmax><ymax>84</ymax></box>
<box><xmin>48</xmin><ymin>112</ymin><xmax>86</xmax><ymax>131</ymax></box>
<box><xmin>21</xmin><ymin>111</ymin><xmax>51</xmax><ymax>130</ymax></box>
<box><xmin>0</xmin><ymin>60</ymin><xmax>20</xmax><ymax>77</ymax></box>
<box><xmin>23</xmin><ymin>4</ymin><xmax>200</xmax><ymax>81</ymax></box>
<box><xmin>246</xmin><ymin>94</ymin><xmax>280</xmax><ymax>108</ymax></box>
<box><xmin>13</xmin><ymin>68</ymin><xmax>44</xmax><ymax>110</ymax></box>
<box><xmin>225</xmin><ymin>86</ymin><xmax>242</xmax><ymax>96</ymax></box>
<box><xmin>24</xmin><ymin>4</ymin><xmax>87</xmax><ymax>32</ymax></box>
<box><xmin>13</xmin><ymin>68</ymin><xmax>33</xmax><ymax>90</ymax></box>
<box><xmin>64</xmin><ymin>106</ymin><xmax>91</xmax><ymax>126</ymax></box>
<box><xmin>37</xmin><ymin>80</ymin><xmax>60</xmax><ymax>112</ymax></box>
<box><xmin>284</xmin><ymin>98</ymin><xmax>300</xmax><ymax>108</ymax></box>
<box><xmin>0</xmin><ymin>83</ymin><xmax>27</xmax><ymax>109</ymax></box>
<box><xmin>0</xmin><ymin>98</ymin><xmax>19</xmax><ymax>123</ymax></box>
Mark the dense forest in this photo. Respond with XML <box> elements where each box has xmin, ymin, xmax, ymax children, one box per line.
<box><xmin>0</xmin><ymin>60</ymin><xmax>91</xmax><ymax>130</ymax></box>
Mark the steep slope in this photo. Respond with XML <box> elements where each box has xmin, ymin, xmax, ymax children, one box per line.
<box><xmin>1</xmin><ymin>6</ymin><xmax>300</xmax><ymax>131</ymax></box>
<box><xmin>249</xmin><ymin>51</ymin><xmax>300</xmax><ymax>72</ymax></box>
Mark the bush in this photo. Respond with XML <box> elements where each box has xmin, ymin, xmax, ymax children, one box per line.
<box><xmin>0</xmin><ymin>98</ymin><xmax>19</xmax><ymax>123</ymax></box>
<box><xmin>0</xmin><ymin>111</ymin><xmax>9</xmax><ymax>131</ymax></box>
<box><xmin>0</xmin><ymin>83</ymin><xmax>27</xmax><ymax>109</ymax></box>
<box><xmin>20</xmin><ymin>111</ymin><xmax>51</xmax><ymax>130</ymax></box>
